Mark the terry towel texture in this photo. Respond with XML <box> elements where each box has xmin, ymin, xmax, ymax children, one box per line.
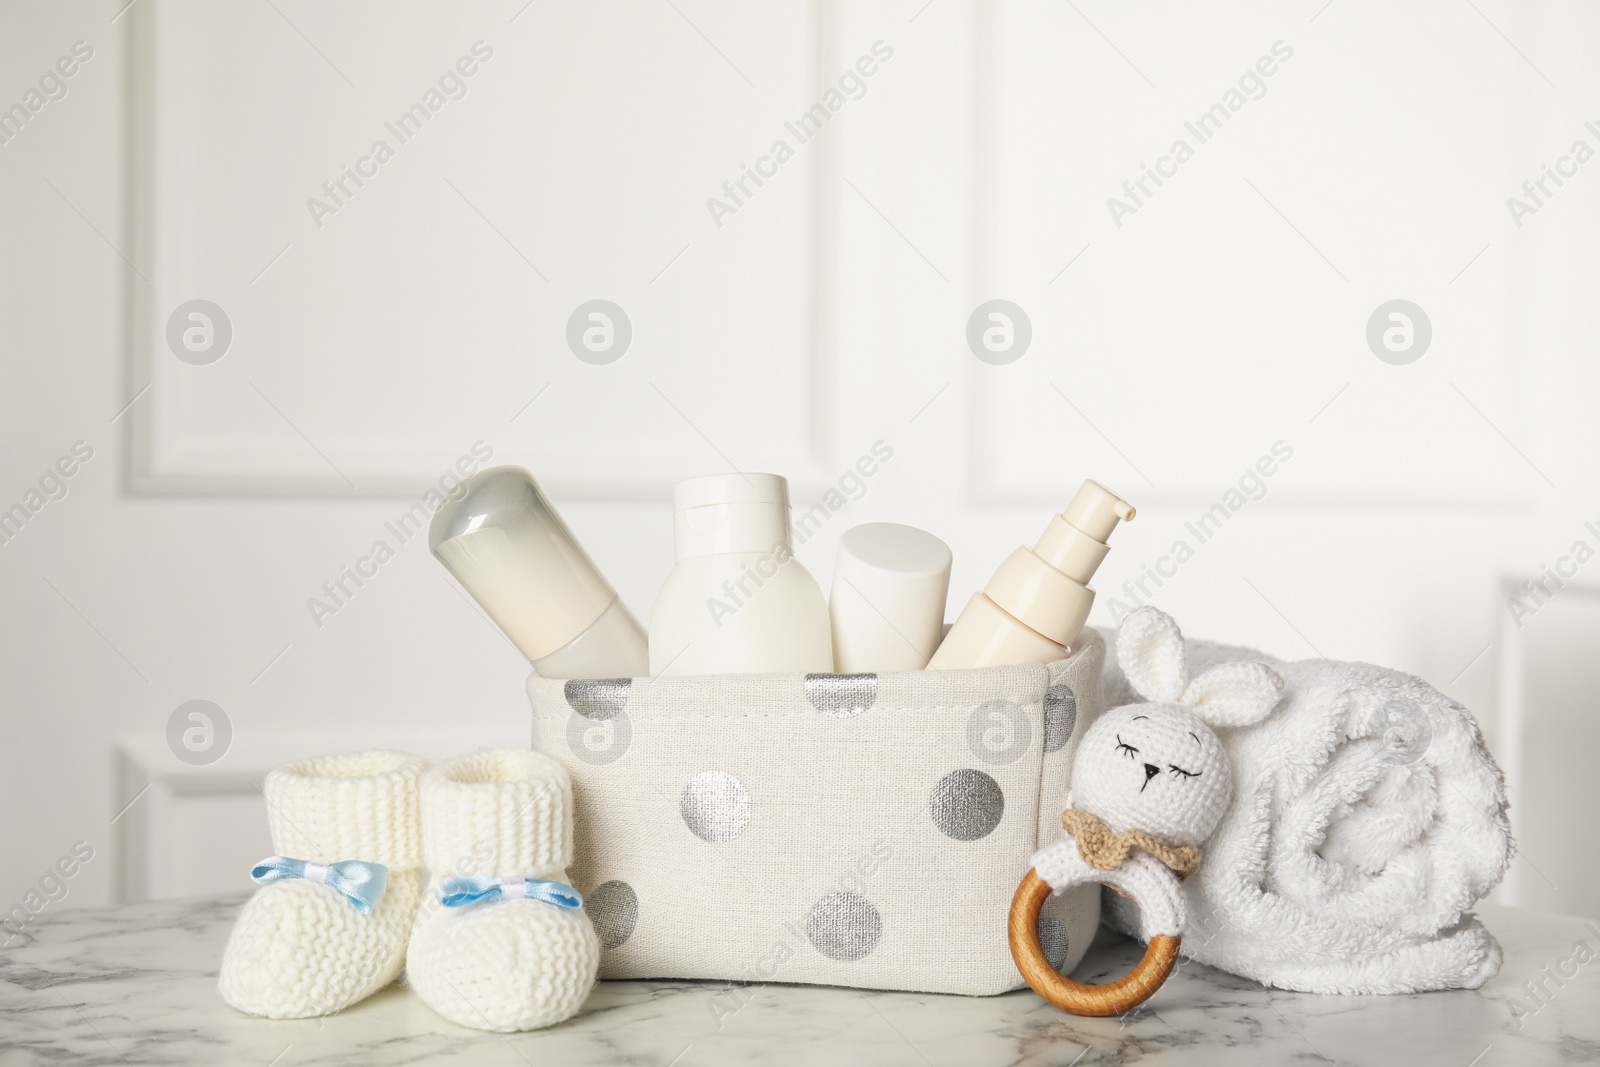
<box><xmin>1098</xmin><ymin>631</ymin><xmax>1513</xmax><ymax>995</ymax></box>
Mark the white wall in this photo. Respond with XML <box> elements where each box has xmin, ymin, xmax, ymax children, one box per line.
<box><xmin>2</xmin><ymin>0</ymin><xmax>1597</xmax><ymax>926</ymax></box>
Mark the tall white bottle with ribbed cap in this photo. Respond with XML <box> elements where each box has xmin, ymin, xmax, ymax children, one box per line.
<box><xmin>649</xmin><ymin>472</ymin><xmax>832</xmax><ymax>676</ymax></box>
<box><xmin>927</xmin><ymin>479</ymin><xmax>1135</xmax><ymax>670</ymax></box>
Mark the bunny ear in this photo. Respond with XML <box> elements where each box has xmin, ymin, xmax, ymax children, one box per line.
<box><xmin>1182</xmin><ymin>661</ymin><xmax>1283</xmax><ymax>728</ymax></box>
<box><xmin>1117</xmin><ymin>607</ymin><xmax>1188</xmax><ymax>703</ymax></box>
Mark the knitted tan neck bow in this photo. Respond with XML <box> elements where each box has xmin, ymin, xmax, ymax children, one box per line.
<box><xmin>1060</xmin><ymin>809</ymin><xmax>1202</xmax><ymax>879</ymax></box>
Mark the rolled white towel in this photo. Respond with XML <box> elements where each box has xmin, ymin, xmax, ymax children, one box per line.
<box><xmin>1098</xmin><ymin>630</ymin><xmax>1513</xmax><ymax>994</ymax></box>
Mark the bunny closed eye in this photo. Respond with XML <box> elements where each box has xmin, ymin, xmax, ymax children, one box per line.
<box><xmin>1167</xmin><ymin>730</ymin><xmax>1202</xmax><ymax>779</ymax></box>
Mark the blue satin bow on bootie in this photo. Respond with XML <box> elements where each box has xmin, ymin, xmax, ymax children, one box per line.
<box><xmin>250</xmin><ymin>856</ymin><xmax>389</xmax><ymax>914</ymax></box>
<box><xmin>439</xmin><ymin>876</ymin><xmax>583</xmax><ymax>910</ymax></box>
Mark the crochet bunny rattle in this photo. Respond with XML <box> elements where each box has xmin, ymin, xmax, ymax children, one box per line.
<box><xmin>1008</xmin><ymin>606</ymin><xmax>1284</xmax><ymax>1015</ymax></box>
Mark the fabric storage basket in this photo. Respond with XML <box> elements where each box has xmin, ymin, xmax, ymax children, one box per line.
<box><xmin>527</xmin><ymin>629</ymin><xmax>1107</xmax><ymax>996</ymax></box>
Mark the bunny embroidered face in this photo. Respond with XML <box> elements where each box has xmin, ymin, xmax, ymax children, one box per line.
<box><xmin>1073</xmin><ymin>704</ymin><xmax>1231</xmax><ymax>846</ymax></box>
<box><xmin>1069</xmin><ymin>607</ymin><xmax>1284</xmax><ymax>848</ymax></box>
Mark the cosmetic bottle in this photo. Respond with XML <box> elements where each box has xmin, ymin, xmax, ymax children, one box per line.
<box><xmin>926</xmin><ymin>480</ymin><xmax>1134</xmax><ymax>670</ymax></box>
<box><xmin>829</xmin><ymin>523</ymin><xmax>952</xmax><ymax>672</ymax></box>
<box><xmin>649</xmin><ymin>473</ymin><xmax>832</xmax><ymax>676</ymax></box>
<box><xmin>430</xmin><ymin>467</ymin><xmax>649</xmax><ymax>679</ymax></box>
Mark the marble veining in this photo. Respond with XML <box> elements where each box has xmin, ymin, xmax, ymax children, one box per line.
<box><xmin>1</xmin><ymin>896</ymin><xmax>1596</xmax><ymax>1065</ymax></box>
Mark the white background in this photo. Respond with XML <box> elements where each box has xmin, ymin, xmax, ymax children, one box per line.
<box><xmin>1</xmin><ymin>0</ymin><xmax>1597</xmax><ymax>922</ymax></box>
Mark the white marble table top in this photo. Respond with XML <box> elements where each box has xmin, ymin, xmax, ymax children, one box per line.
<box><xmin>2</xmin><ymin>894</ymin><xmax>1596</xmax><ymax>1066</ymax></box>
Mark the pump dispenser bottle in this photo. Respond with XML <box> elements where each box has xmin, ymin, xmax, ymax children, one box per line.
<box><xmin>926</xmin><ymin>480</ymin><xmax>1135</xmax><ymax>670</ymax></box>
<box><xmin>429</xmin><ymin>467</ymin><xmax>649</xmax><ymax>679</ymax></box>
<box><xmin>649</xmin><ymin>472</ymin><xmax>832</xmax><ymax>676</ymax></box>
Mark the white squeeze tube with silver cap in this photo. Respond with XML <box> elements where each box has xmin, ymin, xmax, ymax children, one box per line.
<box><xmin>649</xmin><ymin>472</ymin><xmax>832</xmax><ymax>676</ymax></box>
<box><xmin>926</xmin><ymin>479</ymin><xmax>1135</xmax><ymax>670</ymax></box>
<box><xmin>429</xmin><ymin>466</ymin><xmax>649</xmax><ymax>679</ymax></box>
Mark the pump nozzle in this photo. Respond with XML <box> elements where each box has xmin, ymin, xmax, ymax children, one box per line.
<box><xmin>1061</xmin><ymin>480</ymin><xmax>1136</xmax><ymax>540</ymax></box>
<box><xmin>1032</xmin><ymin>479</ymin><xmax>1135</xmax><ymax>584</ymax></box>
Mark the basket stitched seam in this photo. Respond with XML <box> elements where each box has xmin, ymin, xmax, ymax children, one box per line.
<box><xmin>529</xmin><ymin>701</ymin><xmax>1048</xmax><ymax>721</ymax></box>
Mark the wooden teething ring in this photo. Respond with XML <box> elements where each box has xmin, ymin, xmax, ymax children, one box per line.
<box><xmin>1008</xmin><ymin>869</ymin><xmax>1180</xmax><ymax>1016</ymax></box>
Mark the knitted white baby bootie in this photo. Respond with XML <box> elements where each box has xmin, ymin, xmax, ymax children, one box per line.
<box><xmin>406</xmin><ymin>749</ymin><xmax>599</xmax><ymax>1032</ymax></box>
<box><xmin>218</xmin><ymin>750</ymin><xmax>425</xmax><ymax>1018</ymax></box>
